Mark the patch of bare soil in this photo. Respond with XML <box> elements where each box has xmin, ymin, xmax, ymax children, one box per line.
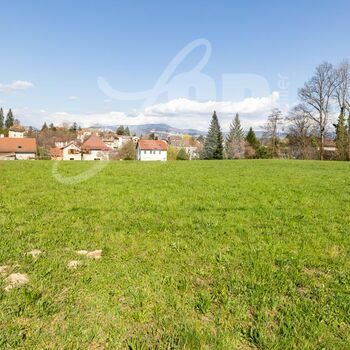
<box><xmin>86</xmin><ymin>250</ymin><xmax>102</xmax><ymax>260</ymax></box>
<box><xmin>67</xmin><ymin>260</ymin><xmax>81</xmax><ymax>269</ymax></box>
<box><xmin>0</xmin><ymin>266</ymin><xmax>9</xmax><ymax>276</ymax></box>
<box><xmin>76</xmin><ymin>250</ymin><xmax>88</xmax><ymax>255</ymax></box>
<box><xmin>26</xmin><ymin>249</ymin><xmax>42</xmax><ymax>258</ymax></box>
<box><xmin>4</xmin><ymin>273</ymin><xmax>29</xmax><ymax>291</ymax></box>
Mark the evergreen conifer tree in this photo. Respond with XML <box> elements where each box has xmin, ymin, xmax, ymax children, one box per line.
<box><xmin>5</xmin><ymin>109</ymin><xmax>14</xmax><ymax>129</ymax></box>
<box><xmin>245</xmin><ymin>127</ymin><xmax>259</xmax><ymax>149</ymax></box>
<box><xmin>116</xmin><ymin>125</ymin><xmax>125</xmax><ymax>135</ymax></box>
<box><xmin>41</xmin><ymin>122</ymin><xmax>48</xmax><ymax>131</ymax></box>
<box><xmin>335</xmin><ymin>106</ymin><xmax>348</xmax><ymax>160</ymax></box>
<box><xmin>202</xmin><ymin>111</ymin><xmax>224</xmax><ymax>159</ymax></box>
<box><xmin>70</xmin><ymin>122</ymin><xmax>78</xmax><ymax>132</ymax></box>
<box><xmin>0</xmin><ymin>108</ymin><xmax>4</xmax><ymax>129</ymax></box>
<box><xmin>226</xmin><ymin>113</ymin><xmax>245</xmax><ymax>159</ymax></box>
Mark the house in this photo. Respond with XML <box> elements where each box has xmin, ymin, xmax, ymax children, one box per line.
<box><xmin>50</xmin><ymin>142</ymin><xmax>82</xmax><ymax>160</ymax></box>
<box><xmin>103</xmin><ymin>135</ymin><xmax>139</xmax><ymax>150</ymax></box>
<box><xmin>132</xmin><ymin>136</ymin><xmax>140</xmax><ymax>144</ymax></box>
<box><xmin>102</xmin><ymin>134</ymin><xmax>119</xmax><ymax>150</ymax></box>
<box><xmin>136</xmin><ymin>140</ymin><xmax>168</xmax><ymax>161</ymax></box>
<box><xmin>81</xmin><ymin>133</ymin><xmax>111</xmax><ymax>160</ymax></box>
<box><xmin>58</xmin><ymin>142</ymin><xmax>82</xmax><ymax>160</ymax></box>
<box><xmin>168</xmin><ymin>135</ymin><xmax>201</xmax><ymax>160</ymax></box>
<box><xmin>116</xmin><ymin>135</ymin><xmax>134</xmax><ymax>148</ymax></box>
<box><xmin>0</xmin><ymin>137</ymin><xmax>37</xmax><ymax>160</ymax></box>
<box><xmin>54</xmin><ymin>141</ymin><xmax>69</xmax><ymax>149</ymax></box>
<box><xmin>77</xmin><ymin>129</ymin><xmax>93</xmax><ymax>143</ymax></box>
<box><xmin>8</xmin><ymin>124</ymin><xmax>25</xmax><ymax>138</ymax></box>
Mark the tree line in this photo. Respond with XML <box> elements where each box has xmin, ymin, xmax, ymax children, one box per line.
<box><xmin>201</xmin><ymin>60</ymin><xmax>350</xmax><ymax>161</ymax></box>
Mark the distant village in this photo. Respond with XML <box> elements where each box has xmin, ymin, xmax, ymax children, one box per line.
<box><xmin>0</xmin><ymin>111</ymin><xmax>204</xmax><ymax>161</ymax></box>
<box><xmin>0</xmin><ymin>110</ymin><xmax>339</xmax><ymax>162</ymax></box>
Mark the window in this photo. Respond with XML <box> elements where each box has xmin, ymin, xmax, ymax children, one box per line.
<box><xmin>159</xmin><ymin>151</ymin><xmax>161</xmax><ymax>154</ymax></box>
<box><xmin>18</xmin><ymin>146</ymin><xmax>22</xmax><ymax>149</ymax></box>
<box><xmin>144</xmin><ymin>150</ymin><xmax>147</xmax><ymax>154</ymax></box>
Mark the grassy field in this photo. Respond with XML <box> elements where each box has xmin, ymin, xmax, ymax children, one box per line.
<box><xmin>0</xmin><ymin>160</ymin><xmax>349</xmax><ymax>349</ymax></box>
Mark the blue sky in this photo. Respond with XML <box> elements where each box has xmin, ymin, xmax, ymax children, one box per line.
<box><xmin>1</xmin><ymin>0</ymin><xmax>349</xmax><ymax>130</ymax></box>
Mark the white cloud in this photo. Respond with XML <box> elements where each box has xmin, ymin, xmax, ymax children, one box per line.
<box><xmin>13</xmin><ymin>92</ymin><xmax>281</xmax><ymax>131</ymax></box>
<box><xmin>68</xmin><ymin>96</ymin><xmax>78</xmax><ymax>100</ymax></box>
<box><xmin>0</xmin><ymin>80</ymin><xmax>34</xmax><ymax>92</ymax></box>
<box><xmin>145</xmin><ymin>92</ymin><xmax>279</xmax><ymax>116</ymax></box>
<box><xmin>142</xmin><ymin>92</ymin><xmax>280</xmax><ymax>130</ymax></box>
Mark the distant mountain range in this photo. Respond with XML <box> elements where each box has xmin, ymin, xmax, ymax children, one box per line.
<box><xmin>88</xmin><ymin>123</ymin><xmax>290</xmax><ymax>139</ymax></box>
<box><xmin>89</xmin><ymin>123</ymin><xmax>206</xmax><ymax>136</ymax></box>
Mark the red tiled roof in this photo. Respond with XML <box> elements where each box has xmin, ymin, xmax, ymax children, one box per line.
<box><xmin>50</xmin><ymin>147</ymin><xmax>63</xmax><ymax>157</ymax></box>
<box><xmin>0</xmin><ymin>138</ymin><xmax>37</xmax><ymax>153</ymax></box>
<box><xmin>81</xmin><ymin>133</ymin><xmax>110</xmax><ymax>151</ymax></box>
<box><xmin>138</xmin><ymin>140</ymin><xmax>168</xmax><ymax>151</ymax></box>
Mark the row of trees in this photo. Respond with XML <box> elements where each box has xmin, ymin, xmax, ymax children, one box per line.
<box><xmin>201</xmin><ymin>111</ymin><xmax>269</xmax><ymax>160</ymax></box>
<box><xmin>297</xmin><ymin>61</ymin><xmax>350</xmax><ymax>160</ymax></box>
<box><xmin>40</xmin><ymin>121</ymin><xmax>82</xmax><ymax>133</ymax></box>
<box><xmin>201</xmin><ymin>108</ymin><xmax>328</xmax><ymax>161</ymax></box>
<box><xmin>201</xmin><ymin>60</ymin><xmax>350</xmax><ymax>161</ymax></box>
<box><xmin>116</xmin><ymin>125</ymin><xmax>131</xmax><ymax>136</ymax></box>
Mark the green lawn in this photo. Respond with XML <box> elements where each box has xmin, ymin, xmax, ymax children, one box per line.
<box><xmin>0</xmin><ymin>160</ymin><xmax>349</xmax><ymax>349</ymax></box>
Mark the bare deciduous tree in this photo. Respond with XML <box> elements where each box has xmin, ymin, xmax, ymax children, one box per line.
<box><xmin>335</xmin><ymin>61</ymin><xmax>350</xmax><ymax>109</ymax></box>
<box><xmin>286</xmin><ymin>104</ymin><xmax>314</xmax><ymax>159</ymax></box>
<box><xmin>263</xmin><ymin>108</ymin><xmax>283</xmax><ymax>157</ymax></box>
<box><xmin>298</xmin><ymin>62</ymin><xmax>339</xmax><ymax>160</ymax></box>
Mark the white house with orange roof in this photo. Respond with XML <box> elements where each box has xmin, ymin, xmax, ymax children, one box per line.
<box><xmin>0</xmin><ymin>136</ymin><xmax>37</xmax><ymax>160</ymax></box>
<box><xmin>81</xmin><ymin>133</ymin><xmax>111</xmax><ymax>160</ymax></box>
<box><xmin>136</xmin><ymin>140</ymin><xmax>168</xmax><ymax>161</ymax></box>
<box><xmin>50</xmin><ymin>142</ymin><xmax>82</xmax><ymax>160</ymax></box>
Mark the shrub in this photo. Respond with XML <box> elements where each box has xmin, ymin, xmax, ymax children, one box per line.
<box><xmin>176</xmin><ymin>148</ymin><xmax>189</xmax><ymax>160</ymax></box>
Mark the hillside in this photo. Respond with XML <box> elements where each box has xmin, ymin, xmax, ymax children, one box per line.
<box><xmin>89</xmin><ymin>123</ymin><xmax>206</xmax><ymax>136</ymax></box>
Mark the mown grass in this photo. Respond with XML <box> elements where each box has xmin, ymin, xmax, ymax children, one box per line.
<box><xmin>0</xmin><ymin>160</ymin><xmax>349</xmax><ymax>349</ymax></box>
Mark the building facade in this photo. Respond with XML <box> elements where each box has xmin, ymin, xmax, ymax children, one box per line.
<box><xmin>81</xmin><ymin>134</ymin><xmax>110</xmax><ymax>160</ymax></box>
<box><xmin>136</xmin><ymin>140</ymin><xmax>168</xmax><ymax>161</ymax></box>
<box><xmin>0</xmin><ymin>137</ymin><xmax>37</xmax><ymax>160</ymax></box>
